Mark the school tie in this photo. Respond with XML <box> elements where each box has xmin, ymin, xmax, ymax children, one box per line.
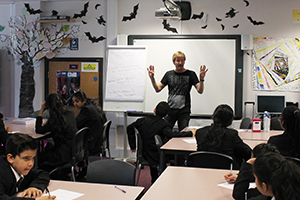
<box><xmin>16</xmin><ymin>177</ymin><xmax>23</xmax><ymax>192</ymax></box>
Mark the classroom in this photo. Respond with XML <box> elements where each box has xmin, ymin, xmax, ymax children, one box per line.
<box><xmin>0</xmin><ymin>0</ymin><xmax>300</xmax><ymax>199</ymax></box>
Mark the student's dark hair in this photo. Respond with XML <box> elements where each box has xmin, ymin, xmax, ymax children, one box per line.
<box><xmin>155</xmin><ymin>101</ymin><xmax>170</xmax><ymax>118</ymax></box>
<box><xmin>70</xmin><ymin>77</ymin><xmax>80</xmax><ymax>88</ymax></box>
<box><xmin>72</xmin><ymin>91</ymin><xmax>107</xmax><ymax>122</ymax></box>
<box><xmin>280</xmin><ymin>105</ymin><xmax>300</xmax><ymax>157</ymax></box>
<box><xmin>45</xmin><ymin>93</ymin><xmax>69</xmax><ymax>139</ymax></box>
<box><xmin>198</xmin><ymin>104</ymin><xmax>234</xmax><ymax>152</ymax></box>
<box><xmin>252</xmin><ymin>143</ymin><xmax>280</xmax><ymax>158</ymax></box>
<box><xmin>5</xmin><ymin>133</ymin><xmax>38</xmax><ymax>157</ymax></box>
<box><xmin>253</xmin><ymin>152</ymin><xmax>300</xmax><ymax>200</ymax></box>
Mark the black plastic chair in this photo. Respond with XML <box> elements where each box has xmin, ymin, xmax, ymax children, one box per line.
<box><xmin>270</xmin><ymin>117</ymin><xmax>283</xmax><ymax>130</ymax></box>
<box><xmin>100</xmin><ymin>120</ymin><xmax>112</xmax><ymax>159</ymax></box>
<box><xmin>49</xmin><ymin>127</ymin><xmax>90</xmax><ymax>181</ymax></box>
<box><xmin>86</xmin><ymin>159</ymin><xmax>136</xmax><ymax>186</ymax></box>
<box><xmin>187</xmin><ymin>151</ymin><xmax>233</xmax><ymax>170</ymax></box>
<box><xmin>135</xmin><ymin>128</ymin><xmax>151</xmax><ymax>185</ymax></box>
<box><xmin>240</xmin><ymin>117</ymin><xmax>252</xmax><ymax>129</ymax></box>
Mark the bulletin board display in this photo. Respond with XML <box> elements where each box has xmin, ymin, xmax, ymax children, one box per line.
<box><xmin>45</xmin><ymin>57</ymin><xmax>103</xmax><ymax>106</ymax></box>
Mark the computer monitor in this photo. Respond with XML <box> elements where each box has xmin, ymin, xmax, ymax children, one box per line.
<box><xmin>256</xmin><ymin>94</ymin><xmax>285</xmax><ymax>114</ymax></box>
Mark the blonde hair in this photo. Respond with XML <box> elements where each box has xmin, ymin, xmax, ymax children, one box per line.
<box><xmin>172</xmin><ymin>51</ymin><xmax>186</xmax><ymax>63</ymax></box>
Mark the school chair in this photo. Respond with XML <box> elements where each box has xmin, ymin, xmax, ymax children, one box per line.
<box><xmin>49</xmin><ymin>127</ymin><xmax>90</xmax><ymax>181</ymax></box>
<box><xmin>240</xmin><ymin>117</ymin><xmax>252</xmax><ymax>129</ymax></box>
<box><xmin>100</xmin><ymin>120</ymin><xmax>112</xmax><ymax>159</ymax></box>
<box><xmin>187</xmin><ymin>151</ymin><xmax>233</xmax><ymax>170</ymax></box>
<box><xmin>86</xmin><ymin>159</ymin><xmax>136</xmax><ymax>186</ymax></box>
<box><xmin>270</xmin><ymin>117</ymin><xmax>283</xmax><ymax>130</ymax></box>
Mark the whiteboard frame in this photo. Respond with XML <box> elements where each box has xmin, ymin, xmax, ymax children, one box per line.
<box><xmin>128</xmin><ymin>35</ymin><xmax>244</xmax><ymax>119</ymax></box>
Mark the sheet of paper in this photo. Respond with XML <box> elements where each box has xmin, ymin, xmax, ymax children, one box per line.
<box><xmin>182</xmin><ymin>138</ymin><xmax>196</xmax><ymax>143</ymax></box>
<box><xmin>218</xmin><ymin>182</ymin><xmax>256</xmax><ymax>190</ymax></box>
<box><xmin>44</xmin><ymin>189</ymin><xmax>84</xmax><ymax>200</ymax></box>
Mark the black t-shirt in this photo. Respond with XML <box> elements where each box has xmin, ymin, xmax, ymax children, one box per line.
<box><xmin>161</xmin><ymin>69</ymin><xmax>199</xmax><ymax>112</ymax></box>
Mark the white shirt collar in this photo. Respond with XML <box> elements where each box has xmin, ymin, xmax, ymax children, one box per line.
<box><xmin>10</xmin><ymin>165</ymin><xmax>23</xmax><ymax>182</ymax></box>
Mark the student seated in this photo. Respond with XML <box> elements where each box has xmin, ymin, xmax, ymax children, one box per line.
<box><xmin>195</xmin><ymin>104</ymin><xmax>251</xmax><ymax>169</ymax></box>
<box><xmin>227</xmin><ymin>143</ymin><xmax>280</xmax><ymax>200</ymax></box>
<box><xmin>127</xmin><ymin>101</ymin><xmax>194</xmax><ymax>183</ymax></box>
<box><xmin>36</xmin><ymin>94</ymin><xmax>78</xmax><ymax>172</ymax></box>
<box><xmin>0</xmin><ymin>133</ymin><xmax>55</xmax><ymax>200</ymax></box>
<box><xmin>0</xmin><ymin>113</ymin><xmax>12</xmax><ymax>156</ymax></box>
<box><xmin>72</xmin><ymin>91</ymin><xmax>107</xmax><ymax>155</ymax></box>
<box><xmin>253</xmin><ymin>152</ymin><xmax>300</xmax><ymax>200</ymax></box>
<box><xmin>267</xmin><ymin>105</ymin><xmax>300</xmax><ymax>158</ymax></box>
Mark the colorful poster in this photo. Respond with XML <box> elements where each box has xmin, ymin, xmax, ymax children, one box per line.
<box><xmin>57</xmin><ymin>71</ymin><xmax>81</xmax><ymax>105</ymax></box>
<box><xmin>252</xmin><ymin>37</ymin><xmax>300</xmax><ymax>91</ymax></box>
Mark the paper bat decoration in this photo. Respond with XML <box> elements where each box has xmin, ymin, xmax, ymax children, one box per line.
<box><xmin>225</xmin><ymin>7</ymin><xmax>239</xmax><ymax>18</ymax></box>
<box><xmin>52</xmin><ymin>10</ymin><xmax>58</xmax><ymax>16</ymax></box>
<box><xmin>73</xmin><ymin>2</ymin><xmax>89</xmax><ymax>19</ymax></box>
<box><xmin>247</xmin><ymin>16</ymin><xmax>265</xmax><ymax>25</ymax></box>
<box><xmin>85</xmin><ymin>32</ymin><xmax>106</xmax><ymax>43</ymax></box>
<box><xmin>96</xmin><ymin>15</ymin><xmax>106</xmax><ymax>26</ymax></box>
<box><xmin>221</xmin><ymin>24</ymin><xmax>225</xmax><ymax>30</ymax></box>
<box><xmin>216</xmin><ymin>17</ymin><xmax>222</xmax><ymax>22</ymax></box>
<box><xmin>122</xmin><ymin>3</ymin><xmax>139</xmax><ymax>21</ymax></box>
<box><xmin>201</xmin><ymin>25</ymin><xmax>208</xmax><ymax>29</ymax></box>
<box><xmin>244</xmin><ymin>0</ymin><xmax>250</xmax><ymax>7</ymax></box>
<box><xmin>82</xmin><ymin>20</ymin><xmax>87</xmax><ymax>24</ymax></box>
<box><xmin>24</xmin><ymin>3</ymin><xmax>43</xmax><ymax>15</ymax></box>
<box><xmin>192</xmin><ymin>12</ymin><xmax>204</xmax><ymax>20</ymax></box>
<box><xmin>95</xmin><ymin>3</ymin><xmax>101</xmax><ymax>10</ymax></box>
<box><xmin>162</xmin><ymin>20</ymin><xmax>178</xmax><ymax>33</ymax></box>
<box><xmin>233</xmin><ymin>24</ymin><xmax>239</xmax><ymax>28</ymax></box>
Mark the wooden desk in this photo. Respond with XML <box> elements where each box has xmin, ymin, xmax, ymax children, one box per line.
<box><xmin>4</xmin><ymin>117</ymin><xmax>46</xmax><ymax>139</ymax></box>
<box><xmin>159</xmin><ymin>136</ymin><xmax>269</xmax><ymax>171</ymax></box>
<box><xmin>141</xmin><ymin>166</ymin><xmax>234</xmax><ymax>200</ymax></box>
<box><xmin>48</xmin><ymin>180</ymin><xmax>144</xmax><ymax>200</ymax></box>
<box><xmin>238</xmin><ymin>130</ymin><xmax>282</xmax><ymax>141</ymax></box>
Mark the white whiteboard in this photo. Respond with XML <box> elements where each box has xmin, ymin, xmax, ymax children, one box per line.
<box><xmin>104</xmin><ymin>35</ymin><xmax>243</xmax><ymax>118</ymax></box>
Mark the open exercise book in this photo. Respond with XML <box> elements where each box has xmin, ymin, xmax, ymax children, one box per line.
<box><xmin>42</xmin><ymin>189</ymin><xmax>84</xmax><ymax>200</ymax></box>
<box><xmin>12</xmin><ymin>118</ymin><xmax>35</xmax><ymax>125</ymax></box>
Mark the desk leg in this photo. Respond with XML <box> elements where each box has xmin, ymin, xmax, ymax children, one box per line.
<box><xmin>159</xmin><ymin>150</ymin><xmax>166</xmax><ymax>173</ymax></box>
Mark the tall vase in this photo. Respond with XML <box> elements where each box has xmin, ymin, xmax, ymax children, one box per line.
<box><xmin>18</xmin><ymin>61</ymin><xmax>35</xmax><ymax>118</ymax></box>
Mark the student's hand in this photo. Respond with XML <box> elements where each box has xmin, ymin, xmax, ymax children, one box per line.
<box><xmin>247</xmin><ymin>158</ymin><xmax>256</xmax><ymax>165</ymax></box>
<box><xmin>130</xmin><ymin>149</ymin><xmax>136</xmax><ymax>153</ymax></box>
<box><xmin>224</xmin><ymin>173</ymin><xmax>238</xmax><ymax>183</ymax></box>
<box><xmin>199</xmin><ymin>65</ymin><xmax>208</xmax><ymax>80</ymax></box>
<box><xmin>6</xmin><ymin>126</ymin><xmax>12</xmax><ymax>133</ymax></box>
<box><xmin>36</xmin><ymin>195</ymin><xmax>56</xmax><ymax>200</ymax></box>
<box><xmin>147</xmin><ymin>65</ymin><xmax>155</xmax><ymax>78</ymax></box>
<box><xmin>22</xmin><ymin>187</ymin><xmax>43</xmax><ymax>198</ymax></box>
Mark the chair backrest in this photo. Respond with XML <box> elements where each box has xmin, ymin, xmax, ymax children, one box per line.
<box><xmin>72</xmin><ymin>127</ymin><xmax>89</xmax><ymax>165</ymax></box>
<box><xmin>134</xmin><ymin>128</ymin><xmax>146</xmax><ymax>165</ymax></box>
<box><xmin>102</xmin><ymin>120</ymin><xmax>112</xmax><ymax>150</ymax></box>
<box><xmin>187</xmin><ymin>151</ymin><xmax>233</xmax><ymax>170</ymax></box>
<box><xmin>86</xmin><ymin>159</ymin><xmax>136</xmax><ymax>186</ymax></box>
<box><xmin>154</xmin><ymin>134</ymin><xmax>163</xmax><ymax>152</ymax></box>
<box><xmin>240</xmin><ymin>117</ymin><xmax>252</xmax><ymax>129</ymax></box>
<box><xmin>270</xmin><ymin>117</ymin><xmax>283</xmax><ymax>130</ymax></box>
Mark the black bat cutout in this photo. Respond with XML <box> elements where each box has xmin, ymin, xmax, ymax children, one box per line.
<box><xmin>95</xmin><ymin>3</ymin><xmax>101</xmax><ymax>10</ymax></box>
<box><xmin>247</xmin><ymin>16</ymin><xmax>265</xmax><ymax>25</ymax></box>
<box><xmin>73</xmin><ymin>2</ymin><xmax>89</xmax><ymax>19</ymax></box>
<box><xmin>85</xmin><ymin>32</ymin><xmax>106</xmax><ymax>43</ymax></box>
<box><xmin>225</xmin><ymin>7</ymin><xmax>239</xmax><ymax>18</ymax></box>
<box><xmin>122</xmin><ymin>3</ymin><xmax>139</xmax><ymax>21</ymax></box>
<box><xmin>216</xmin><ymin>17</ymin><xmax>222</xmax><ymax>22</ymax></box>
<box><xmin>221</xmin><ymin>24</ymin><xmax>225</xmax><ymax>30</ymax></box>
<box><xmin>52</xmin><ymin>10</ymin><xmax>58</xmax><ymax>16</ymax></box>
<box><xmin>82</xmin><ymin>20</ymin><xmax>87</xmax><ymax>24</ymax></box>
<box><xmin>24</xmin><ymin>3</ymin><xmax>43</xmax><ymax>15</ymax></box>
<box><xmin>233</xmin><ymin>24</ymin><xmax>239</xmax><ymax>28</ymax></box>
<box><xmin>192</xmin><ymin>12</ymin><xmax>204</xmax><ymax>20</ymax></box>
<box><xmin>244</xmin><ymin>0</ymin><xmax>250</xmax><ymax>7</ymax></box>
<box><xmin>162</xmin><ymin>20</ymin><xmax>178</xmax><ymax>33</ymax></box>
<box><xmin>201</xmin><ymin>24</ymin><xmax>208</xmax><ymax>29</ymax></box>
<box><xmin>96</xmin><ymin>15</ymin><xmax>106</xmax><ymax>26</ymax></box>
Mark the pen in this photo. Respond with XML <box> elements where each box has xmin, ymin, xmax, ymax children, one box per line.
<box><xmin>115</xmin><ymin>186</ymin><xmax>126</xmax><ymax>193</ymax></box>
<box><xmin>45</xmin><ymin>187</ymin><xmax>51</xmax><ymax>197</ymax></box>
<box><xmin>230</xmin><ymin>163</ymin><xmax>233</xmax><ymax>176</ymax></box>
